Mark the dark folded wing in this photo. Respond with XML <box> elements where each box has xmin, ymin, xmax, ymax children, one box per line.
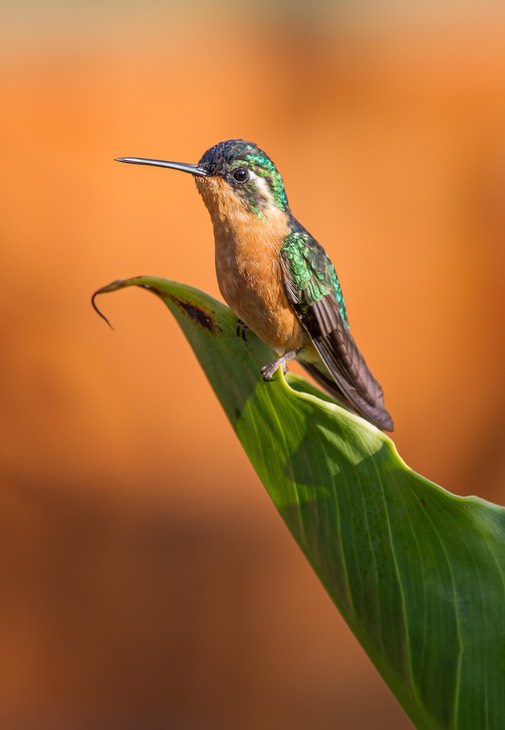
<box><xmin>280</xmin><ymin>239</ymin><xmax>393</xmax><ymax>431</ymax></box>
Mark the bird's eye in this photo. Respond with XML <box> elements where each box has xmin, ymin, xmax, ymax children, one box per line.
<box><xmin>232</xmin><ymin>167</ymin><xmax>249</xmax><ymax>184</ymax></box>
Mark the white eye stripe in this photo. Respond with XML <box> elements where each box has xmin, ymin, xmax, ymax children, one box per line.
<box><xmin>248</xmin><ymin>171</ymin><xmax>272</xmax><ymax>198</ymax></box>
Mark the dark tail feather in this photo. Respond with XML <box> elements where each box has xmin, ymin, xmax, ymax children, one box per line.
<box><xmin>300</xmin><ymin>362</ymin><xmax>394</xmax><ymax>432</ymax></box>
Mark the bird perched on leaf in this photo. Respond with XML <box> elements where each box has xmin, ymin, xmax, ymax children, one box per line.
<box><xmin>117</xmin><ymin>139</ymin><xmax>394</xmax><ymax>431</ymax></box>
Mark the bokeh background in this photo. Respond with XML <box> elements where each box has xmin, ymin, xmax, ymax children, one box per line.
<box><xmin>1</xmin><ymin>1</ymin><xmax>504</xmax><ymax>728</ymax></box>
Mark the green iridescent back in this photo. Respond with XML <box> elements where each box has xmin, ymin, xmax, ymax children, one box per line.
<box><xmin>281</xmin><ymin>229</ymin><xmax>348</xmax><ymax>326</ymax></box>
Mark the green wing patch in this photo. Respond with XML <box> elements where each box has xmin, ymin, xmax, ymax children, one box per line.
<box><xmin>280</xmin><ymin>230</ymin><xmax>348</xmax><ymax>326</ymax></box>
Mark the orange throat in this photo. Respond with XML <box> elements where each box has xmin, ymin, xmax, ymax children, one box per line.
<box><xmin>195</xmin><ymin>176</ymin><xmax>305</xmax><ymax>353</ymax></box>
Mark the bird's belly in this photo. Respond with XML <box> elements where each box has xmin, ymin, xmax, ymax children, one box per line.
<box><xmin>216</xmin><ymin>246</ymin><xmax>304</xmax><ymax>353</ymax></box>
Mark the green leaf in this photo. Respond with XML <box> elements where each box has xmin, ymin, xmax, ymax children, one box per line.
<box><xmin>93</xmin><ymin>276</ymin><xmax>505</xmax><ymax>729</ymax></box>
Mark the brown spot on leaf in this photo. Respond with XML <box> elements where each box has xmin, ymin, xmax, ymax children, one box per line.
<box><xmin>179</xmin><ymin>301</ymin><xmax>220</xmax><ymax>333</ymax></box>
<box><xmin>142</xmin><ymin>284</ymin><xmax>223</xmax><ymax>334</ymax></box>
<box><xmin>143</xmin><ymin>286</ymin><xmax>221</xmax><ymax>334</ymax></box>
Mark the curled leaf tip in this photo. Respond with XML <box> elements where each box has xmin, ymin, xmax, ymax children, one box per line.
<box><xmin>91</xmin><ymin>285</ymin><xmax>117</xmax><ymax>330</ymax></box>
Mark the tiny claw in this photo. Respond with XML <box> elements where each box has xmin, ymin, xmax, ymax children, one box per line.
<box><xmin>261</xmin><ymin>362</ymin><xmax>278</xmax><ymax>381</ymax></box>
<box><xmin>261</xmin><ymin>348</ymin><xmax>300</xmax><ymax>381</ymax></box>
<box><xmin>91</xmin><ymin>289</ymin><xmax>115</xmax><ymax>330</ymax></box>
<box><xmin>236</xmin><ymin>319</ymin><xmax>249</xmax><ymax>341</ymax></box>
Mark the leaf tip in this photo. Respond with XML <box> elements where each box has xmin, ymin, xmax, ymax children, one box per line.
<box><xmin>91</xmin><ymin>282</ymin><xmax>125</xmax><ymax>331</ymax></box>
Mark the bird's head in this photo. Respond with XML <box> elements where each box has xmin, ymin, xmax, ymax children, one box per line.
<box><xmin>117</xmin><ymin>139</ymin><xmax>289</xmax><ymax>223</ymax></box>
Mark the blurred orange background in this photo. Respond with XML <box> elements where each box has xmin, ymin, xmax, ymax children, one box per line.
<box><xmin>1</xmin><ymin>2</ymin><xmax>504</xmax><ymax>728</ymax></box>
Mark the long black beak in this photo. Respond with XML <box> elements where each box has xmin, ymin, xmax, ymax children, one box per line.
<box><xmin>115</xmin><ymin>157</ymin><xmax>209</xmax><ymax>177</ymax></box>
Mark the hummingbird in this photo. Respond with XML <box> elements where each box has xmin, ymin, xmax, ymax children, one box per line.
<box><xmin>116</xmin><ymin>139</ymin><xmax>394</xmax><ymax>431</ymax></box>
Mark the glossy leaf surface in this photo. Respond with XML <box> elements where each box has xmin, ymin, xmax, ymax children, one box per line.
<box><xmin>93</xmin><ymin>276</ymin><xmax>505</xmax><ymax>729</ymax></box>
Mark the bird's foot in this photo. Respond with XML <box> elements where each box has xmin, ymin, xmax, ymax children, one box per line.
<box><xmin>261</xmin><ymin>349</ymin><xmax>300</xmax><ymax>381</ymax></box>
<box><xmin>236</xmin><ymin>319</ymin><xmax>249</xmax><ymax>341</ymax></box>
